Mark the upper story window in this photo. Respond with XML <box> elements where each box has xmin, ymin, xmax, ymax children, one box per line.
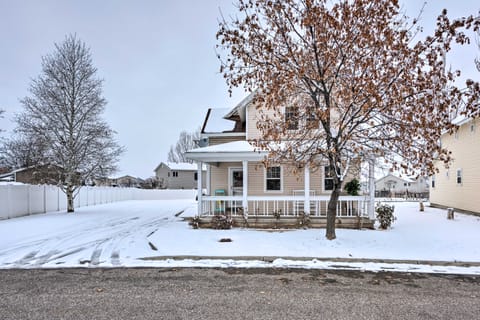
<box><xmin>456</xmin><ymin>169</ymin><xmax>462</xmax><ymax>185</ymax></box>
<box><xmin>194</xmin><ymin>172</ymin><xmax>198</xmax><ymax>181</ymax></box>
<box><xmin>306</xmin><ymin>107</ymin><xmax>319</xmax><ymax>129</ymax></box>
<box><xmin>266</xmin><ymin>166</ymin><xmax>281</xmax><ymax>191</ymax></box>
<box><xmin>431</xmin><ymin>175</ymin><xmax>435</xmax><ymax>188</ymax></box>
<box><xmin>172</xmin><ymin>171</ymin><xmax>178</xmax><ymax>178</ymax></box>
<box><xmin>285</xmin><ymin>107</ymin><xmax>298</xmax><ymax>130</ymax></box>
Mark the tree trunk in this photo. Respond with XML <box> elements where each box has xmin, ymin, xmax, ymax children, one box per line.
<box><xmin>325</xmin><ymin>183</ymin><xmax>340</xmax><ymax>240</ymax></box>
<box><xmin>67</xmin><ymin>185</ymin><xmax>74</xmax><ymax>213</ymax></box>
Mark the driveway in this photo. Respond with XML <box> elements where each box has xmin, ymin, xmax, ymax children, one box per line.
<box><xmin>0</xmin><ymin>200</ymin><xmax>191</xmax><ymax>268</ymax></box>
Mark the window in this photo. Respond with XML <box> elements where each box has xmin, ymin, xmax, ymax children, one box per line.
<box><xmin>431</xmin><ymin>175</ymin><xmax>435</xmax><ymax>188</ymax></box>
<box><xmin>324</xmin><ymin>166</ymin><xmax>336</xmax><ymax>191</ymax></box>
<box><xmin>471</xmin><ymin>121</ymin><xmax>476</xmax><ymax>133</ymax></box>
<box><xmin>306</xmin><ymin>107</ymin><xmax>319</xmax><ymax>128</ymax></box>
<box><xmin>456</xmin><ymin>169</ymin><xmax>462</xmax><ymax>185</ymax></box>
<box><xmin>172</xmin><ymin>171</ymin><xmax>178</xmax><ymax>177</ymax></box>
<box><xmin>194</xmin><ymin>172</ymin><xmax>198</xmax><ymax>181</ymax></box>
<box><xmin>266</xmin><ymin>166</ymin><xmax>281</xmax><ymax>191</ymax></box>
<box><xmin>285</xmin><ymin>107</ymin><xmax>298</xmax><ymax>130</ymax></box>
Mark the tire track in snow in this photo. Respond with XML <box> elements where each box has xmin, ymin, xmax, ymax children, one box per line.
<box><xmin>2</xmin><ymin>204</ymin><xmax>189</xmax><ymax>267</ymax></box>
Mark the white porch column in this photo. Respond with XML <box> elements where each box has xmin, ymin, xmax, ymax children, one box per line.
<box><xmin>368</xmin><ymin>156</ymin><xmax>375</xmax><ymax>219</ymax></box>
<box><xmin>304</xmin><ymin>163</ymin><xmax>310</xmax><ymax>215</ymax></box>
<box><xmin>206</xmin><ymin>164</ymin><xmax>211</xmax><ymax>196</ymax></box>
<box><xmin>197</xmin><ymin>161</ymin><xmax>203</xmax><ymax>216</ymax></box>
<box><xmin>242</xmin><ymin>160</ymin><xmax>248</xmax><ymax>218</ymax></box>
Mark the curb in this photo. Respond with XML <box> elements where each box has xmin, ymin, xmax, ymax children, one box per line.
<box><xmin>139</xmin><ymin>255</ymin><xmax>480</xmax><ymax>268</ymax></box>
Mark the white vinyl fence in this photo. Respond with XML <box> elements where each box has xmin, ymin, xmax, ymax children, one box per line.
<box><xmin>0</xmin><ymin>184</ymin><xmax>196</xmax><ymax>220</ymax></box>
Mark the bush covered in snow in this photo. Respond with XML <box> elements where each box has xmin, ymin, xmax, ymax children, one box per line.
<box><xmin>376</xmin><ymin>203</ymin><xmax>396</xmax><ymax>229</ymax></box>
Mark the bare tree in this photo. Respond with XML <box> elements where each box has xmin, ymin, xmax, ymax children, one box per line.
<box><xmin>217</xmin><ymin>0</ymin><xmax>480</xmax><ymax>239</ymax></box>
<box><xmin>15</xmin><ymin>34</ymin><xmax>124</xmax><ymax>212</ymax></box>
<box><xmin>0</xmin><ymin>133</ymin><xmax>48</xmax><ymax>170</ymax></box>
<box><xmin>168</xmin><ymin>130</ymin><xmax>200</xmax><ymax>163</ymax></box>
<box><xmin>0</xmin><ymin>109</ymin><xmax>4</xmax><ymax>134</ymax></box>
<box><xmin>476</xmin><ymin>26</ymin><xmax>480</xmax><ymax>72</ymax></box>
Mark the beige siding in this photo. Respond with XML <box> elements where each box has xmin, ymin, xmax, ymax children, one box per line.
<box><xmin>209</xmin><ymin>161</ymin><xmax>359</xmax><ymax>196</ymax></box>
<box><xmin>430</xmin><ymin>119</ymin><xmax>480</xmax><ymax>213</ymax></box>
<box><xmin>156</xmin><ymin>164</ymin><xmax>206</xmax><ymax>189</ymax></box>
<box><xmin>247</xmin><ymin>102</ymin><xmax>277</xmax><ymax>140</ymax></box>
<box><xmin>209</xmin><ymin>162</ymin><xmax>241</xmax><ymax>195</ymax></box>
<box><xmin>208</xmin><ymin>135</ymin><xmax>245</xmax><ymax>146</ymax></box>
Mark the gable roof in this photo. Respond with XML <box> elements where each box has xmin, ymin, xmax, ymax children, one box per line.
<box><xmin>375</xmin><ymin>173</ymin><xmax>414</xmax><ymax>184</ymax></box>
<box><xmin>154</xmin><ymin>162</ymin><xmax>206</xmax><ymax>172</ymax></box>
<box><xmin>201</xmin><ymin>92</ymin><xmax>256</xmax><ymax>134</ymax></box>
<box><xmin>201</xmin><ymin>108</ymin><xmax>236</xmax><ymax>133</ymax></box>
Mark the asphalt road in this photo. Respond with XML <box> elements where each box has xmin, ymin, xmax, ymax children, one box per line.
<box><xmin>1</xmin><ymin>268</ymin><xmax>479</xmax><ymax>320</ymax></box>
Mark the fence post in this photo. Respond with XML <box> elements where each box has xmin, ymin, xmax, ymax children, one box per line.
<box><xmin>27</xmin><ymin>185</ymin><xmax>31</xmax><ymax>215</ymax></box>
<box><xmin>7</xmin><ymin>184</ymin><xmax>12</xmax><ymax>219</ymax></box>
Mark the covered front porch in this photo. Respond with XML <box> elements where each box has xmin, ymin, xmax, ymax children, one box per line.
<box><xmin>185</xmin><ymin>141</ymin><xmax>376</xmax><ymax>229</ymax></box>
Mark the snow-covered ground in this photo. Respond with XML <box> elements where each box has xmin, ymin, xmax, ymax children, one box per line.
<box><xmin>1</xmin><ymin>199</ymin><xmax>479</xmax><ymax>275</ymax></box>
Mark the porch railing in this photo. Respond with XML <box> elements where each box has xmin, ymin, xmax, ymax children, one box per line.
<box><xmin>200</xmin><ymin>195</ymin><xmax>369</xmax><ymax>218</ymax></box>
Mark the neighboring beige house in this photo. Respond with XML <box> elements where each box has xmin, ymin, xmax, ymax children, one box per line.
<box><xmin>0</xmin><ymin>165</ymin><xmax>66</xmax><ymax>185</ymax></box>
<box><xmin>154</xmin><ymin>162</ymin><xmax>206</xmax><ymax>189</ymax></box>
<box><xmin>430</xmin><ymin>116</ymin><xmax>480</xmax><ymax>214</ymax></box>
<box><xmin>185</xmin><ymin>93</ymin><xmax>375</xmax><ymax>228</ymax></box>
<box><xmin>375</xmin><ymin>174</ymin><xmax>429</xmax><ymax>198</ymax></box>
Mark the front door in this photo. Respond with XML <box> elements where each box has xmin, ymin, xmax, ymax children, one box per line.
<box><xmin>229</xmin><ymin>168</ymin><xmax>243</xmax><ymax>196</ymax></box>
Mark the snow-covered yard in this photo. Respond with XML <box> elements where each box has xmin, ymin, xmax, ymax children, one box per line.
<box><xmin>1</xmin><ymin>199</ymin><xmax>479</xmax><ymax>274</ymax></box>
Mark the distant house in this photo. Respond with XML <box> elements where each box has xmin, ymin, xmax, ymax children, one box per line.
<box><xmin>375</xmin><ymin>173</ymin><xmax>428</xmax><ymax>197</ymax></box>
<box><xmin>0</xmin><ymin>165</ymin><xmax>65</xmax><ymax>185</ymax></box>
<box><xmin>115</xmin><ymin>175</ymin><xmax>144</xmax><ymax>188</ymax></box>
<box><xmin>154</xmin><ymin>162</ymin><xmax>206</xmax><ymax>189</ymax></box>
<box><xmin>430</xmin><ymin>116</ymin><xmax>480</xmax><ymax>214</ymax></box>
<box><xmin>93</xmin><ymin>176</ymin><xmax>144</xmax><ymax>188</ymax></box>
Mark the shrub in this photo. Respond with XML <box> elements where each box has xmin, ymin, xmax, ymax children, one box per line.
<box><xmin>375</xmin><ymin>203</ymin><xmax>396</xmax><ymax>229</ymax></box>
<box><xmin>345</xmin><ymin>178</ymin><xmax>361</xmax><ymax>196</ymax></box>
<box><xmin>211</xmin><ymin>214</ymin><xmax>233</xmax><ymax>229</ymax></box>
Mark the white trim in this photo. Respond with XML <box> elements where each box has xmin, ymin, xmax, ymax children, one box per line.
<box><xmin>201</xmin><ymin>133</ymin><xmax>246</xmax><ymax>138</ymax></box>
<box><xmin>206</xmin><ymin>164</ymin><xmax>211</xmax><ymax>195</ymax></box>
<box><xmin>304</xmin><ymin>163</ymin><xmax>310</xmax><ymax>215</ymax></box>
<box><xmin>264</xmin><ymin>165</ymin><xmax>283</xmax><ymax>193</ymax></box>
<box><xmin>185</xmin><ymin>152</ymin><xmax>267</xmax><ymax>162</ymax></box>
<box><xmin>245</xmin><ymin>103</ymin><xmax>249</xmax><ymax>139</ymax></box>
<box><xmin>242</xmin><ymin>160</ymin><xmax>248</xmax><ymax>216</ymax></box>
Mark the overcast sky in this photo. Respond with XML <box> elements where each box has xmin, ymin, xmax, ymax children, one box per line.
<box><xmin>0</xmin><ymin>1</ymin><xmax>478</xmax><ymax>179</ymax></box>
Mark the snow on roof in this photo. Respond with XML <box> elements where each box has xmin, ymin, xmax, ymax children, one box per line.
<box><xmin>202</xmin><ymin>108</ymin><xmax>236</xmax><ymax>133</ymax></box>
<box><xmin>376</xmin><ymin>173</ymin><xmax>414</xmax><ymax>183</ymax></box>
<box><xmin>451</xmin><ymin>114</ymin><xmax>471</xmax><ymax>126</ymax></box>
<box><xmin>164</xmin><ymin>162</ymin><xmax>206</xmax><ymax>171</ymax></box>
<box><xmin>224</xmin><ymin>92</ymin><xmax>255</xmax><ymax>121</ymax></box>
<box><xmin>187</xmin><ymin>141</ymin><xmax>260</xmax><ymax>153</ymax></box>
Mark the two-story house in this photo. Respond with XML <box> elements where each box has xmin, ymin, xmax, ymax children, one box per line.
<box><xmin>430</xmin><ymin>116</ymin><xmax>480</xmax><ymax>214</ymax></box>
<box><xmin>154</xmin><ymin>162</ymin><xmax>206</xmax><ymax>189</ymax></box>
<box><xmin>185</xmin><ymin>93</ymin><xmax>375</xmax><ymax>228</ymax></box>
<box><xmin>375</xmin><ymin>174</ymin><xmax>429</xmax><ymax>198</ymax></box>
